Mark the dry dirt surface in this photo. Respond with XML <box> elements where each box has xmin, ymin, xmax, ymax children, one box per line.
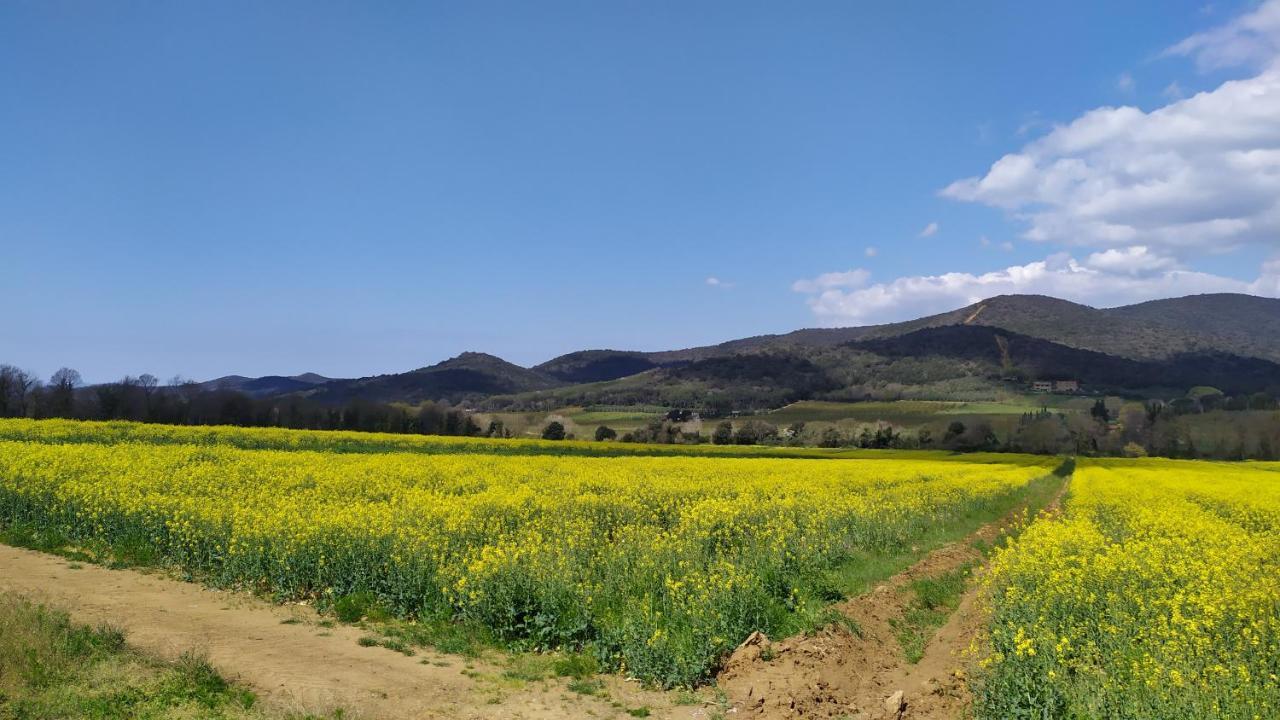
<box><xmin>716</xmin><ymin>482</ymin><xmax>1068</xmax><ymax>720</ymax></box>
<box><xmin>0</xmin><ymin>543</ymin><xmax>697</xmax><ymax>720</ymax></box>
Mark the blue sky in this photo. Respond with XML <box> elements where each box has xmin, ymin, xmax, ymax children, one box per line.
<box><xmin>3</xmin><ymin>1</ymin><xmax>1278</xmax><ymax>382</ymax></box>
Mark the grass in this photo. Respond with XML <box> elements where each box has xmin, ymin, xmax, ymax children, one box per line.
<box><xmin>890</xmin><ymin>564</ymin><xmax>975</xmax><ymax>663</ymax></box>
<box><xmin>502</xmin><ymin>654</ymin><xmax>555</xmax><ymax>682</ymax></box>
<box><xmin>552</xmin><ymin>652</ymin><xmax>599</xmax><ymax>679</ymax></box>
<box><xmin>566</xmin><ymin>678</ymin><xmax>605</xmax><ymax>696</ymax></box>
<box><xmin>770</xmin><ymin>466</ymin><xmax>1067</xmax><ymax>642</ymax></box>
<box><xmin>765</xmin><ymin>397</ymin><xmax>1111</xmax><ymax>426</ymax></box>
<box><xmin>359</xmin><ymin>616</ymin><xmax>496</xmax><ymax>658</ymax></box>
<box><xmin>0</xmin><ymin>591</ymin><xmax>340</xmax><ymax>719</ymax></box>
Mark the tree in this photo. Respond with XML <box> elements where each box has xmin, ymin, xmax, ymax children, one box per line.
<box><xmin>818</xmin><ymin>426</ymin><xmax>844</xmax><ymax>448</ymax></box>
<box><xmin>944</xmin><ymin>421</ymin><xmax>966</xmax><ymax>443</ymax></box>
<box><xmin>734</xmin><ymin>419</ymin><xmax>777</xmax><ymax>446</ymax></box>
<box><xmin>47</xmin><ymin>367</ymin><xmax>82</xmax><ymax>417</ymax></box>
<box><xmin>0</xmin><ymin>365</ymin><xmax>36</xmax><ymax>417</ymax></box>
<box><xmin>594</xmin><ymin>425</ymin><xmax>617</xmax><ymax>442</ymax></box>
<box><xmin>138</xmin><ymin>373</ymin><xmax>159</xmax><ymax>420</ymax></box>
<box><xmin>541</xmin><ymin>421</ymin><xmax>566</xmax><ymax>441</ymax></box>
<box><xmin>485</xmin><ymin>419</ymin><xmax>506</xmax><ymax>438</ymax></box>
<box><xmin>1090</xmin><ymin>397</ymin><xmax>1111</xmax><ymax>423</ymax></box>
<box><xmin>711</xmin><ymin>420</ymin><xmax>734</xmax><ymax>445</ymax></box>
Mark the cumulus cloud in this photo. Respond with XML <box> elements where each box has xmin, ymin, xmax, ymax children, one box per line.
<box><xmin>1164</xmin><ymin>0</ymin><xmax>1280</xmax><ymax>72</ymax></box>
<box><xmin>792</xmin><ymin>253</ymin><xmax>1280</xmax><ymax>325</ymax></box>
<box><xmin>941</xmin><ymin>2</ymin><xmax>1280</xmax><ymax>255</ymax></box>
<box><xmin>918</xmin><ymin>222</ymin><xmax>939</xmax><ymax>238</ymax></box>
<box><xmin>1084</xmin><ymin>245</ymin><xmax>1179</xmax><ymax>275</ymax></box>
<box><xmin>790</xmin><ymin>269</ymin><xmax>870</xmax><ymax>294</ymax></box>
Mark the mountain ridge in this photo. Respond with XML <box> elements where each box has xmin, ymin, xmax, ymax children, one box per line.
<box><xmin>199</xmin><ymin>293</ymin><xmax>1280</xmax><ymax>408</ymax></box>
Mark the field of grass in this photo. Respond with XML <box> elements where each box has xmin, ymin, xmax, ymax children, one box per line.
<box><xmin>977</xmin><ymin>457</ymin><xmax>1280</xmax><ymax>719</ymax></box>
<box><xmin>765</xmin><ymin>396</ymin><xmax>1116</xmax><ymax>426</ymax></box>
<box><xmin>0</xmin><ymin>418</ymin><xmax>1055</xmax><ymax>687</ymax></box>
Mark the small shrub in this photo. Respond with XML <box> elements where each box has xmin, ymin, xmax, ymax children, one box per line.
<box><xmin>552</xmin><ymin>652</ymin><xmax>599</xmax><ymax>679</ymax></box>
<box><xmin>334</xmin><ymin>591</ymin><xmax>378</xmax><ymax>623</ymax></box>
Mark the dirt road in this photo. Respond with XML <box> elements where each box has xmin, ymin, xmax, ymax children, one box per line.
<box><xmin>0</xmin><ymin>543</ymin><xmax>685</xmax><ymax>720</ymax></box>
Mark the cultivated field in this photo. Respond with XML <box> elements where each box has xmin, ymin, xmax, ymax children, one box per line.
<box><xmin>0</xmin><ymin>419</ymin><xmax>1052</xmax><ymax>688</ymax></box>
<box><xmin>977</xmin><ymin>458</ymin><xmax>1280</xmax><ymax>719</ymax></box>
<box><xmin>1</xmin><ymin>419</ymin><xmax>1277</xmax><ymax>719</ymax></box>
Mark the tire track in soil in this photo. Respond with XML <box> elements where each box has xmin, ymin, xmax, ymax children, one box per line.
<box><xmin>716</xmin><ymin>476</ymin><xmax>1071</xmax><ymax>720</ymax></box>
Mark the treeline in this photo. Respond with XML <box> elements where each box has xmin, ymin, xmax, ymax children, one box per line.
<box><xmin>583</xmin><ymin>394</ymin><xmax>1280</xmax><ymax>461</ymax></box>
<box><xmin>0</xmin><ymin>366</ymin><xmax>489</xmax><ymax>437</ymax></box>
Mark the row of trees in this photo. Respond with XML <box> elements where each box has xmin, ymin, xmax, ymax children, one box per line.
<box><xmin>0</xmin><ymin>365</ymin><xmax>489</xmax><ymax>437</ymax></box>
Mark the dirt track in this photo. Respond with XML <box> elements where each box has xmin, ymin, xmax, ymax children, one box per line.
<box><xmin>716</xmin><ymin>478</ymin><xmax>1069</xmax><ymax>719</ymax></box>
<box><xmin>0</xmin><ymin>543</ymin><xmax>684</xmax><ymax>720</ymax></box>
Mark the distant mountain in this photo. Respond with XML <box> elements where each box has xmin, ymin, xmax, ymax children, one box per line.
<box><xmin>534</xmin><ymin>350</ymin><xmax>663</xmax><ymax>383</ymax></box>
<box><xmin>200</xmin><ymin>372</ymin><xmax>334</xmax><ymax>397</ymax></box>
<box><xmin>647</xmin><ymin>293</ymin><xmax>1280</xmax><ymax>364</ymax></box>
<box><xmin>850</xmin><ymin>325</ymin><xmax>1280</xmax><ymax>396</ymax></box>
<box><xmin>200</xmin><ymin>293</ymin><xmax>1280</xmax><ymax>409</ymax></box>
<box><xmin>302</xmin><ymin>352</ymin><xmax>563</xmax><ymax>405</ymax></box>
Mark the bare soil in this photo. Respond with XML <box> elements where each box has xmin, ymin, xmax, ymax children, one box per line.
<box><xmin>716</xmin><ymin>482</ymin><xmax>1068</xmax><ymax>720</ymax></box>
<box><xmin>0</xmin><ymin>543</ymin><xmax>692</xmax><ymax>720</ymax></box>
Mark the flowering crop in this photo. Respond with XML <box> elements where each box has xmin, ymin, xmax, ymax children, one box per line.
<box><xmin>977</xmin><ymin>458</ymin><xmax>1280</xmax><ymax>719</ymax></box>
<box><xmin>0</xmin><ymin>419</ymin><xmax>1052</xmax><ymax>685</ymax></box>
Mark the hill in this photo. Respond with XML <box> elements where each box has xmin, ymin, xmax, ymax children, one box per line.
<box><xmin>302</xmin><ymin>352</ymin><xmax>563</xmax><ymax>405</ymax></box>
<box><xmin>850</xmin><ymin>325</ymin><xmax>1280</xmax><ymax>396</ymax></box>
<box><xmin>200</xmin><ymin>293</ymin><xmax>1280</xmax><ymax>410</ymax></box>
<box><xmin>648</xmin><ymin>293</ymin><xmax>1280</xmax><ymax>364</ymax></box>
<box><xmin>533</xmin><ymin>350</ymin><xmax>663</xmax><ymax>383</ymax></box>
<box><xmin>199</xmin><ymin>373</ymin><xmax>335</xmax><ymax>397</ymax></box>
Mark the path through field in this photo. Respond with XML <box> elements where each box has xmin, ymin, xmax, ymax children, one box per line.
<box><xmin>0</xmin><ymin>543</ymin><xmax>682</xmax><ymax>720</ymax></box>
<box><xmin>715</xmin><ymin>476</ymin><xmax>1069</xmax><ymax>719</ymax></box>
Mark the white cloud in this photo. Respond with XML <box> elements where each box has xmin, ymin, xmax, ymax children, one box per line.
<box><xmin>864</xmin><ymin>246</ymin><xmax>878</xmax><ymax>257</ymax></box>
<box><xmin>1164</xmin><ymin>0</ymin><xmax>1280</xmax><ymax>72</ymax></box>
<box><xmin>1162</xmin><ymin>81</ymin><xmax>1185</xmax><ymax>100</ymax></box>
<box><xmin>792</xmin><ymin>252</ymin><xmax>1280</xmax><ymax>325</ymax></box>
<box><xmin>918</xmin><ymin>221</ymin><xmax>939</xmax><ymax>238</ymax></box>
<box><xmin>705</xmin><ymin>276</ymin><xmax>733</xmax><ymax>288</ymax></box>
<box><xmin>790</xmin><ymin>269</ymin><xmax>870</xmax><ymax>294</ymax></box>
<box><xmin>942</xmin><ymin>2</ymin><xmax>1280</xmax><ymax>255</ymax></box>
<box><xmin>1116</xmin><ymin>71</ymin><xmax>1136</xmax><ymax>93</ymax></box>
<box><xmin>1000</xmin><ymin>241</ymin><xmax>1015</xmax><ymax>252</ymax></box>
<box><xmin>1084</xmin><ymin>245</ymin><xmax>1179</xmax><ymax>275</ymax></box>
<box><xmin>942</xmin><ymin>70</ymin><xmax>1280</xmax><ymax>252</ymax></box>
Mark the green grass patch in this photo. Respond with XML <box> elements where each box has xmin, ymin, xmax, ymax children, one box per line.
<box><xmin>552</xmin><ymin>652</ymin><xmax>599</xmax><ymax>679</ymax></box>
<box><xmin>362</xmin><ymin>616</ymin><xmax>496</xmax><ymax>658</ymax></box>
<box><xmin>502</xmin><ymin>654</ymin><xmax>555</xmax><ymax>682</ymax></box>
<box><xmin>890</xmin><ymin>564</ymin><xmax>975</xmax><ymax>663</ymax></box>
<box><xmin>0</xmin><ymin>591</ymin><xmax>339</xmax><ymax>719</ymax></box>
<box><xmin>566</xmin><ymin>678</ymin><xmax>605</xmax><ymax>696</ymax></box>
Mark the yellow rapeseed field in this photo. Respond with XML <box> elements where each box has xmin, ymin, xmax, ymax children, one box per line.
<box><xmin>977</xmin><ymin>458</ymin><xmax>1280</xmax><ymax>719</ymax></box>
<box><xmin>0</xmin><ymin>418</ymin><xmax>1054</xmax><ymax>685</ymax></box>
